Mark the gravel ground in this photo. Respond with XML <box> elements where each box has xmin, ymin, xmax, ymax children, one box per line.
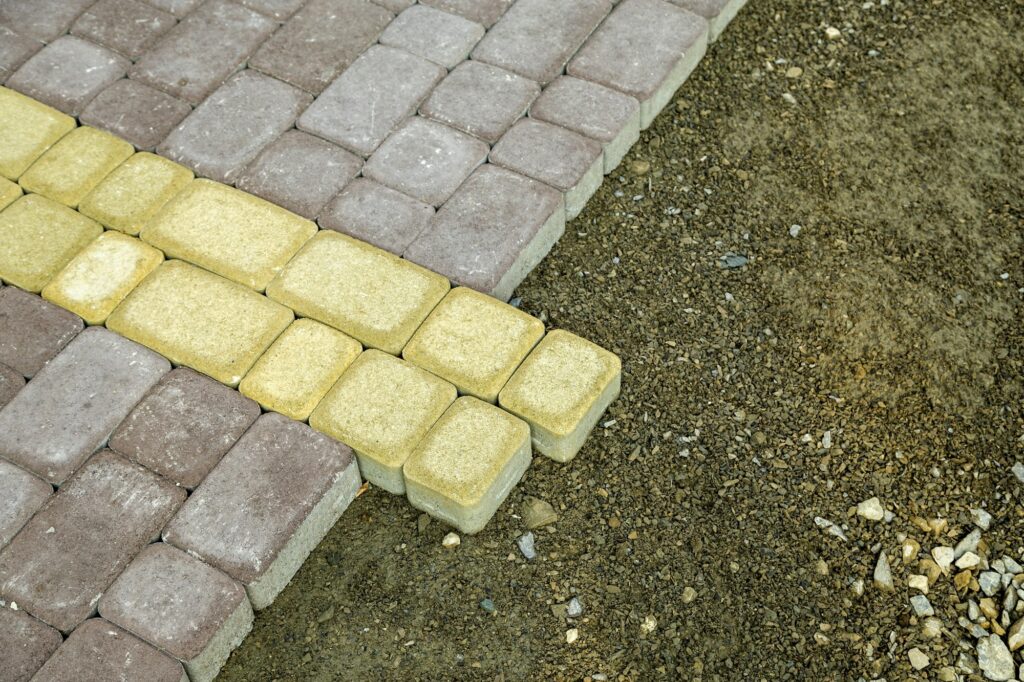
<box><xmin>220</xmin><ymin>0</ymin><xmax>1024</xmax><ymax>679</ymax></box>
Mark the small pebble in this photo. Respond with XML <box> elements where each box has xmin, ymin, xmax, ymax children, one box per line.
<box><xmin>640</xmin><ymin>615</ymin><xmax>657</xmax><ymax>634</ymax></box>
<box><xmin>517</xmin><ymin>532</ymin><xmax>537</xmax><ymax>560</ymax></box>
<box><xmin>932</xmin><ymin>546</ymin><xmax>955</xmax><ymax>572</ymax></box>
<box><xmin>442</xmin><ymin>532</ymin><xmax>461</xmax><ymax>549</ymax></box>
<box><xmin>567</xmin><ymin>597</ymin><xmax>583</xmax><ymax>618</ymax></box>
<box><xmin>566</xmin><ymin>628</ymin><xmax>579</xmax><ymax>644</ymax></box>
<box><xmin>682</xmin><ymin>586</ymin><xmax>698</xmax><ymax>604</ymax></box>
<box><xmin>825</xmin><ymin>26</ymin><xmax>842</xmax><ymax>40</ymax></box>
<box><xmin>910</xmin><ymin>594</ymin><xmax>934</xmax><ymax>617</ymax></box>
<box><xmin>785</xmin><ymin>66</ymin><xmax>803</xmax><ymax>78</ymax></box>
<box><xmin>874</xmin><ymin>551</ymin><xmax>894</xmax><ymax>591</ymax></box>
<box><xmin>479</xmin><ymin>598</ymin><xmax>495</xmax><ymax>614</ymax></box>
<box><xmin>970</xmin><ymin>508</ymin><xmax>993</xmax><ymax>530</ymax></box>
<box><xmin>856</xmin><ymin>497</ymin><xmax>885</xmax><ymax>521</ymax></box>
<box><xmin>908</xmin><ymin>647</ymin><xmax>930</xmax><ymax>670</ymax></box>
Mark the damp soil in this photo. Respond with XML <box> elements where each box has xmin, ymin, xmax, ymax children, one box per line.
<box><xmin>220</xmin><ymin>0</ymin><xmax>1024</xmax><ymax>679</ymax></box>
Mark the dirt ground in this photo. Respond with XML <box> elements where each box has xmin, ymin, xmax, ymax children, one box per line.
<box><xmin>220</xmin><ymin>0</ymin><xmax>1024</xmax><ymax>679</ymax></box>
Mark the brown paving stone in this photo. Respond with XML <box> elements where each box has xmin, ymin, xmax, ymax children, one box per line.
<box><xmin>250</xmin><ymin>0</ymin><xmax>393</xmax><ymax>95</ymax></box>
<box><xmin>143</xmin><ymin>0</ymin><xmax>203</xmax><ymax>17</ymax></box>
<box><xmin>0</xmin><ymin>287</ymin><xmax>83</xmax><ymax>378</ymax></box>
<box><xmin>80</xmin><ymin>79</ymin><xmax>192</xmax><ymax>151</ymax></box>
<box><xmin>0</xmin><ymin>327</ymin><xmax>170</xmax><ymax>485</ymax></box>
<box><xmin>419</xmin><ymin>0</ymin><xmax>512</xmax><ymax>27</ymax></box>
<box><xmin>0</xmin><ymin>362</ymin><xmax>25</xmax><ymax>409</ymax></box>
<box><xmin>0</xmin><ymin>459</ymin><xmax>52</xmax><ymax>550</ymax></box>
<box><xmin>235</xmin><ymin>129</ymin><xmax>362</xmax><ymax>219</ymax></box>
<box><xmin>131</xmin><ymin>0</ymin><xmax>276</xmax><ymax>105</ymax></box>
<box><xmin>0</xmin><ymin>27</ymin><xmax>42</xmax><ymax>83</ymax></box>
<box><xmin>379</xmin><ymin>5</ymin><xmax>484</xmax><ymax>69</ymax></box>
<box><xmin>420</xmin><ymin>60</ymin><xmax>539</xmax><ymax>144</ymax></box>
<box><xmin>0</xmin><ymin>451</ymin><xmax>185</xmax><ymax>632</ymax></box>
<box><xmin>6</xmin><ymin>36</ymin><xmax>129</xmax><ymax>117</ymax></box>
<box><xmin>71</xmin><ymin>0</ymin><xmax>177</xmax><ymax>60</ymax></box>
<box><xmin>158</xmin><ymin>70</ymin><xmax>312</xmax><ymax>183</ymax></box>
<box><xmin>0</xmin><ymin>0</ymin><xmax>95</xmax><ymax>43</ymax></box>
<box><xmin>109</xmin><ymin>367</ymin><xmax>260</xmax><ymax>489</ymax></box>
<box><xmin>319</xmin><ymin>178</ymin><xmax>434</xmax><ymax>255</ymax></box>
<box><xmin>299</xmin><ymin>45</ymin><xmax>444</xmax><ymax>156</ymax></box>
<box><xmin>0</xmin><ymin>607</ymin><xmax>63</xmax><ymax>682</ymax></box>
<box><xmin>237</xmin><ymin>0</ymin><xmax>306</xmax><ymax>20</ymax></box>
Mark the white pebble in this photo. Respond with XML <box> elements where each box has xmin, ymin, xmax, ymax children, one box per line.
<box><xmin>857</xmin><ymin>497</ymin><xmax>885</xmax><ymax>521</ymax></box>
<box><xmin>442</xmin><ymin>532</ymin><xmax>461</xmax><ymax>549</ymax></box>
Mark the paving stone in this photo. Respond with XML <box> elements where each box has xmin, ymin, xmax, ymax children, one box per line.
<box><xmin>0</xmin><ymin>362</ymin><xmax>25</xmax><ymax>409</ymax></box>
<box><xmin>472</xmin><ymin>0</ymin><xmax>611</xmax><ymax>84</ymax></box>
<box><xmin>71</xmin><ymin>0</ymin><xmax>177</xmax><ymax>60</ymax></box>
<box><xmin>419</xmin><ymin>0</ymin><xmax>512</xmax><ymax>27</ymax></box>
<box><xmin>489</xmin><ymin>118</ymin><xmax>604</xmax><ymax>219</ymax></box>
<box><xmin>0</xmin><ymin>194</ymin><xmax>103</xmax><ymax>292</ymax></box>
<box><xmin>310</xmin><ymin>349</ymin><xmax>456</xmax><ymax>494</ymax></box>
<box><xmin>109</xmin><ymin>367</ymin><xmax>260</xmax><ymax>488</ymax></box>
<box><xmin>143</xmin><ymin>0</ymin><xmax>204</xmax><ymax>17</ymax></box>
<box><xmin>235</xmin><ymin>130</ymin><xmax>362</xmax><ymax>219</ymax></box>
<box><xmin>99</xmin><ymin>543</ymin><xmax>253</xmax><ymax>682</ymax></box>
<box><xmin>0</xmin><ymin>450</ymin><xmax>184</xmax><ymax>631</ymax></box>
<box><xmin>106</xmin><ymin>260</ymin><xmax>294</xmax><ymax>386</ymax></box>
<box><xmin>0</xmin><ymin>26</ymin><xmax>42</xmax><ymax>83</ymax></box>
<box><xmin>404</xmin><ymin>164</ymin><xmax>564</xmax><ymax>301</ymax></box>
<box><xmin>0</xmin><ymin>286</ymin><xmax>83</xmax><ymax>377</ymax></box>
<box><xmin>239</xmin><ymin>318</ymin><xmax>362</xmax><ymax>421</ymax></box>
<box><xmin>568</xmin><ymin>0</ymin><xmax>709</xmax><ymax>128</ymax></box>
<box><xmin>319</xmin><ymin>178</ymin><xmax>434</xmax><ymax>256</ymax></box>
<box><xmin>0</xmin><ymin>327</ymin><xmax>170</xmax><ymax>484</ymax></box>
<box><xmin>237</xmin><ymin>0</ymin><xmax>306</xmax><ymax>20</ymax></box>
<box><xmin>499</xmin><ymin>329</ymin><xmax>621</xmax><ymax>462</ymax></box>
<box><xmin>379</xmin><ymin>5</ymin><xmax>484</xmax><ymax>69</ymax></box>
<box><xmin>299</xmin><ymin>45</ymin><xmax>444</xmax><ymax>157</ymax></box>
<box><xmin>0</xmin><ymin>176</ymin><xmax>22</xmax><ymax>211</ymax></box>
<box><xmin>32</xmin><ymin>618</ymin><xmax>187</xmax><ymax>682</ymax></box>
<box><xmin>78</xmin><ymin>152</ymin><xmax>194</xmax><ymax>236</ymax></box>
<box><xmin>6</xmin><ymin>36</ymin><xmax>129</xmax><ymax>117</ymax></box>
<box><xmin>364</xmin><ymin>116</ymin><xmax>489</xmax><ymax>206</ymax></box>
<box><xmin>42</xmin><ymin>232</ymin><xmax>164</xmax><ymax>326</ymax></box>
<box><xmin>403</xmin><ymin>287</ymin><xmax>545</xmax><ymax>402</ymax></box>
<box><xmin>19</xmin><ymin>126</ymin><xmax>134</xmax><ymax>208</ymax></box>
<box><xmin>530</xmin><ymin>75</ymin><xmax>641</xmax><ymax>172</ymax></box>
<box><xmin>669</xmin><ymin>0</ymin><xmax>747</xmax><ymax>41</ymax></box>
<box><xmin>420</xmin><ymin>60</ymin><xmax>540</xmax><ymax>144</ymax></box>
<box><xmin>372</xmin><ymin>0</ymin><xmax>414</xmax><ymax>12</ymax></box>
<box><xmin>404</xmin><ymin>396</ymin><xmax>531</xmax><ymax>534</ymax></box>
<box><xmin>0</xmin><ymin>607</ymin><xmax>63</xmax><ymax>682</ymax></box>
<box><xmin>0</xmin><ymin>0</ymin><xmax>96</xmax><ymax>43</ymax></box>
<box><xmin>266</xmin><ymin>230</ymin><xmax>450</xmax><ymax>355</ymax></box>
<box><xmin>158</xmin><ymin>70</ymin><xmax>312</xmax><ymax>184</ymax></box>
<box><xmin>79</xmin><ymin>79</ymin><xmax>192</xmax><ymax>151</ymax></box>
<box><xmin>0</xmin><ymin>460</ymin><xmax>52</xmax><ymax>550</ymax></box>
<box><xmin>140</xmin><ymin>179</ymin><xmax>317</xmax><ymax>291</ymax></box>
<box><xmin>163</xmin><ymin>412</ymin><xmax>361</xmax><ymax>609</ymax></box>
<box><xmin>0</xmin><ymin>86</ymin><xmax>75</xmax><ymax>181</ymax></box>
<box><xmin>250</xmin><ymin>0</ymin><xmax>393</xmax><ymax>95</ymax></box>
<box><xmin>130</xmin><ymin>0</ymin><xmax>276</xmax><ymax>105</ymax></box>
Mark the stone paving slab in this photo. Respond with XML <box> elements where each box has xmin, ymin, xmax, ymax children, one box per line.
<box><xmin>0</xmin><ymin>285</ymin><xmax>83</xmax><ymax>378</ymax></box>
<box><xmin>319</xmin><ymin>177</ymin><xmax>434</xmax><ymax>255</ymax></box>
<box><xmin>0</xmin><ymin>177</ymin><xmax>22</xmax><ymax>211</ymax></box>
<box><xmin>0</xmin><ymin>459</ymin><xmax>52</xmax><ymax>550</ymax></box>
<box><xmin>0</xmin><ymin>606</ymin><xmax>63</xmax><ymax>682</ymax></box>
<box><xmin>79</xmin><ymin>79</ymin><xmax>192</xmax><ymax>151</ymax></box>
<box><xmin>0</xmin><ymin>0</ymin><xmax>95</xmax><ymax>43</ymax></box>
<box><xmin>70</xmin><ymin>0</ymin><xmax>177</xmax><ymax>60</ymax></box>
<box><xmin>0</xmin><ymin>361</ymin><xmax>25</xmax><ymax>410</ymax></box>
<box><xmin>379</xmin><ymin>5</ymin><xmax>484</xmax><ymax>69</ymax></box>
<box><xmin>0</xmin><ymin>26</ymin><xmax>41</xmax><ymax>84</ymax></box>
<box><xmin>19</xmin><ymin>126</ymin><xmax>134</xmax><ymax>208</ymax></box>
<box><xmin>0</xmin><ymin>87</ymin><xmax>75</xmax><ymax>181</ymax></box>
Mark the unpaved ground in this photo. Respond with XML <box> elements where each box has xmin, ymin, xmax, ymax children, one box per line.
<box><xmin>220</xmin><ymin>0</ymin><xmax>1024</xmax><ymax>679</ymax></box>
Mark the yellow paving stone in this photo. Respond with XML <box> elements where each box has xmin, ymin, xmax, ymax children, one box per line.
<box><xmin>310</xmin><ymin>350</ymin><xmax>457</xmax><ymax>494</ymax></box>
<box><xmin>0</xmin><ymin>177</ymin><xmax>21</xmax><ymax>211</ymax></box>
<box><xmin>239</xmin><ymin>318</ymin><xmax>362</xmax><ymax>421</ymax></box>
<box><xmin>402</xmin><ymin>287</ymin><xmax>545</xmax><ymax>403</ymax></box>
<box><xmin>0</xmin><ymin>194</ymin><xmax>103</xmax><ymax>292</ymax></box>
<box><xmin>140</xmin><ymin>179</ymin><xmax>317</xmax><ymax>292</ymax></box>
<box><xmin>107</xmin><ymin>260</ymin><xmax>293</xmax><ymax>386</ymax></box>
<box><xmin>42</xmin><ymin>232</ymin><xmax>163</xmax><ymax>326</ymax></box>
<box><xmin>403</xmin><ymin>396</ymin><xmax>531</xmax><ymax>534</ymax></box>
<box><xmin>266</xmin><ymin>231</ymin><xmax>450</xmax><ymax>355</ymax></box>
<box><xmin>79</xmin><ymin>153</ymin><xmax>193</xmax><ymax>236</ymax></box>
<box><xmin>498</xmin><ymin>329</ymin><xmax>621</xmax><ymax>463</ymax></box>
<box><xmin>19</xmin><ymin>126</ymin><xmax>134</xmax><ymax>207</ymax></box>
<box><xmin>0</xmin><ymin>86</ymin><xmax>76</xmax><ymax>181</ymax></box>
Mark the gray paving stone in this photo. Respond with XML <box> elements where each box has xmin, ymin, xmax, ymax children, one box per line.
<box><xmin>235</xmin><ymin>130</ymin><xmax>362</xmax><ymax>220</ymax></box>
<box><xmin>142</xmin><ymin>0</ymin><xmax>203</xmax><ymax>17</ymax></box>
<box><xmin>163</xmin><ymin>412</ymin><xmax>361</xmax><ymax>609</ymax></box>
<box><xmin>0</xmin><ymin>451</ymin><xmax>185</xmax><ymax>633</ymax></box>
<box><xmin>79</xmin><ymin>79</ymin><xmax>192</xmax><ymax>151</ymax></box>
<box><xmin>32</xmin><ymin>618</ymin><xmax>187</xmax><ymax>682</ymax></box>
<box><xmin>404</xmin><ymin>164</ymin><xmax>564</xmax><ymax>301</ymax></box>
<box><xmin>158</xmin><ymin>70</ymin><xmax>312</xmax><ymax>183</ymax></box>
<box><xmin>372</xmin><ymin>0</ymin><xmax>413</xmax><ymax>12</ymax></box>
<box><xmin>237</xmin><ymin>0</ymin><xmax>306</xmax><ymax>20</ymax></box>
<box><xmin>0</xmin><ymin>607</ymin><xmax>63</xmax><ymax>682</ymax></box>
<box><xmin>131</xmin><ymin>0</ymin><xmax>276</xmax><ymax>105</ymax></box>
<box><xmin>0</xmin><ymin>0</ymin><xmax>95</xmax><ymax>42</ymax></box>
<box><xmin>669</xmin><ymin>0</ymin><xmax>746</xmax><ymax>41</ymax></box>
<box><xmin>0</xmin><ymin>327</ymin><xmax>170</xmax><ymax>485</ymax></box>
<box><xmin>0</xmin><ymin>362</ymin><xmax>25</xmax><ymax>409</ymax></box>
<box><xmin>364</xmin><ymin>116</ymin><xmax>488</xmax><ymax>206</ymax></box>
<box><xmin>319</xmin><ymin>178</ymin><xmax>434</xmax><ymax>255</ymax></box>
<box><xmin>489</xmin><ymin>118</ymin><xmax>604</xmax><ymax>220</ymax></box>
<box><xmin>568</xmin><ymin>0</ymin><xmax>709</xmax><ymax>128</ymax></box>
<box><xmin>99</xmin><ymin>543</ymin><xmax>252</xmax><ymax>682</ymax></box>
<box><xmin>71</xmin><ymin>0</ymin><xmax>177</xmax><ymax>60</ymax></box>
<box><xmin>0</xmin><ymin>27</ymin><xmax>42</xmax><ymax>83</ymax></box>
<box><xmin>0</xmin><ymin>460</ymin><xmax>51</xmax><ymax>550</ymax></box>
<box><xmin>0</xmin><ymin>287</ymin><xmax>83</xmax><ymax>378</ymax></box>
<box><xmin>419</xmin><ymin>0</ymin><xmax>512</xmax><ymax>27</ymax></box>
<box><xmin>379</xmin><ymin>5</ymin><xmax>484</xmax><ymax>69</ymax></box>
<box><xmin>6</xmin><ymin>36</ymin><xmax>130</xmax><ymax>117</ymax></box>
<box><xmin>472</xmin><ymin>0</ymin><xmax>611</xmax><ymax>84</ymax></box>
<box><xmin>298</xmin><ymin>45</ymin><xmax>444</xmax><ymax>157</ymax></box>
<box><xmin>420</xmin><ymin>60</ymin><xmax>539</xmax><ymax>144</ymax></box>
<box><xmin>250</xmin><ymin>0</ymin><xmax>393</xmax><ymax>95</ymax></box>
<box><xmin>530</xmin><ymin>75</ymin><xmax>641</xmax><ymax>173</ymax></box>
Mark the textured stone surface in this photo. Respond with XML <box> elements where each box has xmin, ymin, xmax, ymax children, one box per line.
<box><xmin>379</xmin><ymin>5</ymin><xmax>484</xmax><ymax>69</ymax></box>
<box><xmin>71</xmin><ymin>0</ymin><xmax>177</xmax><ymax>59</ymax></box>
<box><xmin>159</xmin><ymin>70</ymin><xmax>312</xmax><ymax>184</ymax></box>
<box><xmin>0</xmin><ymin>176</ymin><xmax>22</xmax><ymax>211</ymax></box>
<box><xmin>319</xmin><ymin>178</ymin><xmax>434</xmax><ymax>256</ymax></box>
<box><xmin>419</xmin><ymin>0</ymin><xmax>512</xmax><ymax>27</ymax></box>
<box><xmin>311</xmin><ymin>349</ymin><xmax>457</xmax><ymax>494</ymax></box>
<box><xmin>163</xmin><ymin>413</ymin><xmax>361</xmax><ymax>609</ymax></box>
<box><xmin>267</xmin><ymin>230</ymin><xmax>450</xmax><ymax>354</ymax></box>
<box><xmin>373</xmin><ymin>0</ymin><xmax>414</xmax><ymax>11</ymax></box>
<box><xmin>0</xmin><ymin>0</ymin><xmax>95</xmax><ymax>43</ymax></box>
<box><xmin>237</xmin><ymin>0</ymin><xmax>306</xmax><ymax>20</ymax></box>
<box><xmin>19</xmin><ymin>126</ymin><xmax>134</xmax><ymax>208</ymax></box>
<box><xmin>79</xmin><ymin>79</ymin><xmax>192</xmax><ymax>151</ymax></box>
<box><xmin>0</xmin><ymin>607</ymin><xmax>63</xmax><ymax>682</ymax></box>
<box><xmin>420</xmin><ymin>60</ymin><xmax>539</xmax><ymax>144</ymax></box>
<box><xmin>0</xmin><ymin>362</ymin><xmax>25</xmax><ymax>409</ymax></box>
<box><xmin>145</xmin><ymin>0</ymin><xmax>203</xmax><ymax>16</ymax></box>
<box><xmin>298</xmin><ymin>45</ymin><xmax>444</xmax><ymax>156</ymax></box>
<box><xmin>404</xmin><ymin>164</ymin><xmax>564</xmax><ymax>301</ymax></box>
<box><xmin>0</xmin><ymin>26</ymin><xmax>42</xmax><ymax>83</ymax></box>
<box><xmin>0</xmin><ymin>460</ymin><xmax>52</xmax><ymax>550</ymax></box>
<box><xmin>106</xmin><ymin>260</ymin><xmax>294</xmax><ymax>386</ymax></box>
<box><xmin>670</xmin><ymin>0</ymin><xmax>747</xmax><ymax>41</ymax></box>
<box><xmin>0</xmin><ymin>450</ymin><xmax>185</xmax><ymax>632</ymax></box>
<box><xmin>240</xmin><ymin>318</ymin><xmax>362</xmax><ymax>421</ymax></box>
<box><xmin>0</xmin><ymin>286</ymin><xmax>83</xmax><ymax>378</ymax></box>
<box><xmin>0</xmin><ymin>86</ymin><xmax>75</xmax><ymax>181</ymax></box>
<box><xmin>235</xmin><ymin>130</ymin><xmax>362</xmax><ymax>220</ymax></box>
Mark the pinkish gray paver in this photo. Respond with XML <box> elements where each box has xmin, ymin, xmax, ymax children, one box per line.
<box><xmin>0</xmin><ymin>287</ymin><xmax>83</xmax><ymax>378</ymax></box>
<box><xmin>144</xmin><ymin>0</ymin><xmax>204</xmax><ymax>17</ymax></box>
<box><xmin>0</xmin><ymin>26</ymin><xmax>42</xmax><ymax>83</ymax></box>
<box><xmin>0</xmin><ymin>459</ymin><xmax>52</xmax><ymax>550</ymax></box>
<box><xmin>0</xmin><ymin>0</ymin><xmax>95</xmax><ymax>43</ymax></box>
<box><xmin>670</xmin><ymin>0</ymin><xmax>746</xmax><ymax>41</ymax></box>
<box><xmin>0</xmin><ymin>607</ymin><xmax>63</xmax><ymax>682</ymax></box>
<box><xmin>379</xmin><ymin>5</ymin><xmax>484</xmax><ymax>69</ymax></box>
<box><xmin>419</xmin><ymin>0</ymin><xmax>512</xmax><ymax>27</ymax></box>
<box><xmin>70</xmin><ymin>0</ymin><xmax>177</xmax><ymax>60</ymax></box>
<box><xmin>319</xmin><ymin>177</ymin><xmax>435</xmax><ymax>255</ymax></box>
<box><xmin>0</xmin><ymin>362</ymin><xmax>25</xmax><ymax>410</ymax></box>
<box><xmin>79</xmin><ymin>79</ymin><xmax>193</xmax><ymax>151</ymax></box>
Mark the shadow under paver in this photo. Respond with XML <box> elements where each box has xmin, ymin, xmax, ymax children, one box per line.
<box><xmin>0</xmin><ymin>86</ymin><xmax>75</xmax><ymax>181</ymax></box>
<box><xmin>0</xmin><ymin>606</ymin><xmax>63</xmax><ymax>682</ymax></box>
<box><xmin>379</xmin><ymin>4</ymin><xmax>484</xmax><ymax>69</ymax></box>
<box><xmin>319</xmin><ymin>178</ymin><xmax>434</xmax><ymax>256</ymax></box>
<box><xmin>0</xmin><ymin>459</ymin><xmax>52</xmax><ymax>551</ymax></box>
<box><xmin>79</xmin><ymin>79</ymin><xmax>192</xmax><ymax>151</ymax></box>
<box><xmin>70</xmin><ymin>0</ymin><xmax>177</xmax><ymax>60</ymax></box>
<box><xmin>0</xmin><ymin>286</ymin><xmax>82</xmax><ymax>378</ymax></box>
